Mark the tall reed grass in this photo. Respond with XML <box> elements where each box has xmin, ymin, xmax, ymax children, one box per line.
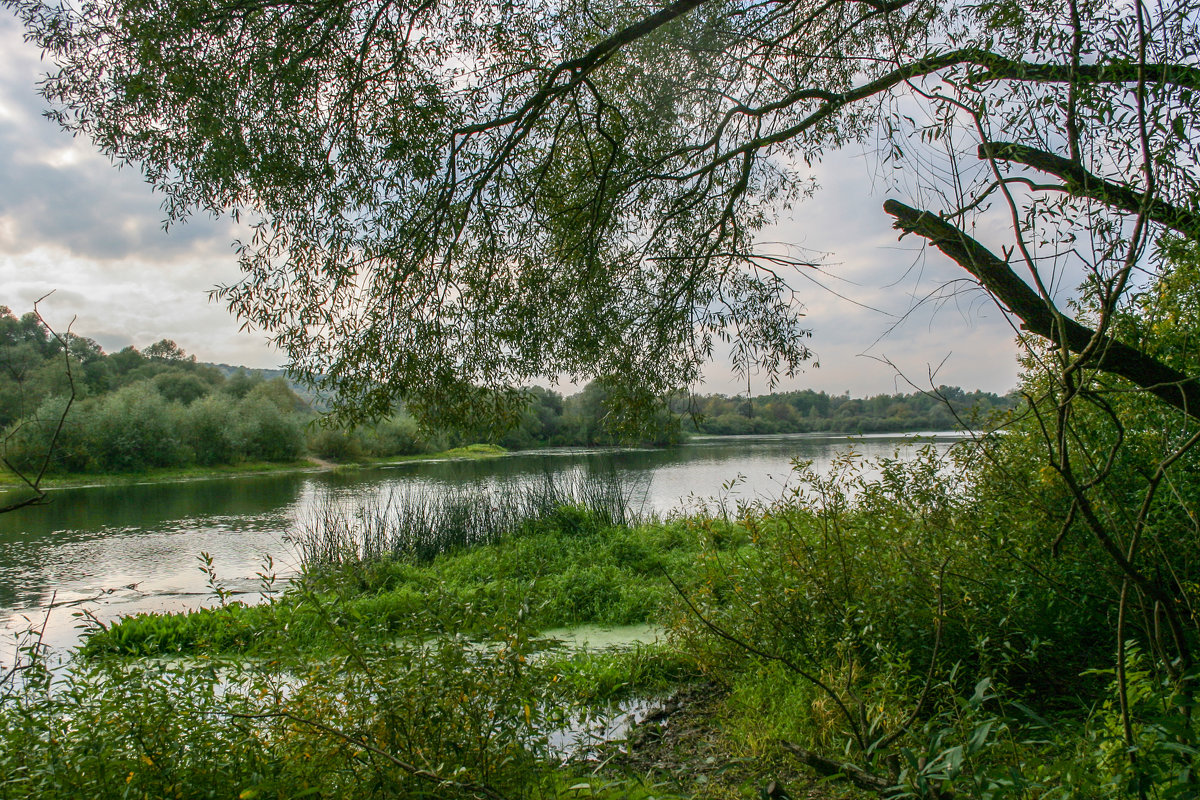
<box><xmin>289</xmin><ymin>469</ymin><xmax>643</xmax><ymax>570</ymax></box>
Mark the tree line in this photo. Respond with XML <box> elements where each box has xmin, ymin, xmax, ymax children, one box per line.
<box><xmin>1</xmin><ymin>307</ymin><xmax>1003</xmax><ymax>476</ymax></box>
<box><xmin>678</xmin><ymin>386</ymin><xmax>1015</xmax><ymax>436</ymax></box>
<box><xmin>0</xmin><ymin>309</ymin><xmax>438</xmax><ymax>474</ymax></box>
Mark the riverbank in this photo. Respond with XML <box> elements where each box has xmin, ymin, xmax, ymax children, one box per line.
<box><xmin>1</xmin><ymin>427</ymin><xmax>971</xmax><ymax>497</ymax></box>
<box><xmin>0</xmin><ymin>442</ymin><xmax>508</xmax><ymax>495</ymax></box>
<box><xmin>4</xmin><ymin>437</ymin><xmax>1146</xmax><ymax>799</ymax></box>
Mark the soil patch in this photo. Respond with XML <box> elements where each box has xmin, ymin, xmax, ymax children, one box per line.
<box><xmin>594</xmin><ymin>682</ymin><xmax>840</xmax><ymax>799</ymax></box>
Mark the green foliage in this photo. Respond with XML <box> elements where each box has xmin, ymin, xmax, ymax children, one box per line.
<box><xmin>2</xmin><ymin>395</ymin><xmax>87</xmax><ymax>473</ymax></box>
<box><xmin>83</xmin><ymin>602</ymin><xmax>262</xmax><ymax>656</ymax></box>
<box><xmin>0</xmin><ymin>318</ymin><xmax>320</xmax><ymax>474</ymax></box>
<box><xmin>0</xmin><ymin>306</ymin><xmax>1003</xmax><ymax>480</ymax></box>
<box><xmin>306</xmin><ymin>424</ymin><xmax>364</xmax><ymax>461</ymax></box>
<box><xmin>8</xmin><ymin>242</ymin><xmax>1200</xmax><ymax>799</ymax></box>
<box><xmin>182</xmin><ymin>393</ymin><xmax>242</xmax><ymax>466</ymax></box>
<box><xmin>143</xmin><ymin>338</ymin><xmax>192</xmax><ymax>361</ymax></box>
<box><xmin>234</xmin><ymin>394</ymin><xmax>305</xmax><ymax>463</ymax></box>
<box><xmin>1085</xmin><ymin>649</ymin><xmax>1200</xmax><ymax>799</ymax></box>
<box><xmin>306</xmin><ymin>412</ymin><xmax>443</xmax><ymax>460</ymax></box>
<box><xmin>5</xmin><ymin>625</ymin><xmax>556</xmax><ymax>799</ymax></box>
<box><xmin>290</xmin><ymin>471</ymin><xmax>641</xmax><ymax>569</ymax></box>
<box><xmin>15</xmin><ymin>422</ymin><xmax>1200</xmax><ymax>798</ymax></box>
<box><xmin>681</xmin><ymin>387</ymin><xmax>1016</xmax><ymax>435</ymax></box>
<box><xmin>652</xmin><ymin>434</ymin><xmax>1200</xmax><ymax>796</ymax></box>
<box><xmin>359</xmin><ymin>413</ymin><xmax>439</xmax><ymax>456</ymax></box>
<box><xmin>88</xmin><ymin>384</ymin><xmax>187</xmax><ymax>471</ymax></box>
<box><xmin>3</xmin><ymin>380</ymin><xmax>312</xmax><ymax>474</ymax></box>
<box><xmin>153</xmin><ymin>370</ymin><xmax>213</xmax><ymax>405</ymax></box>
<box><xmin>543</xmin><ymin>644</ymin><xmax>698</xmax><ymax>704</ymax></box>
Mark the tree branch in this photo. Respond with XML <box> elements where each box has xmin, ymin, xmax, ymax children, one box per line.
<box><xmin>677</xmin><ymin>49</ymin><xmax>1200</xmax><ymax>180</ymax></box>
<box><xmin>883</xmin><ymin>199</ymin><xmax>1200</xmax><ymax>421</ymax></box>
<box><xmin>979</xmin><ymin>141</ymin><xmax>1200</xmax><ymax>240</ymax></box>
<box><xmin>1</xmin><ymin>298</ymin><xmax>77</xmax><ymax>514</ymax></box>
<box><xmin>970</xmin><ymin>59</ymin><xmax>1200</xmax><ymax>91</ymax></box>
<box><xmin>777</xmin><ymin>741</ymin><xmax>901</xmax><ymax>796</ymax></box>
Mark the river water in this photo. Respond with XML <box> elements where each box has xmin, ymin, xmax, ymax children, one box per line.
<box><xmin>0</xmin><ymin>432</ymin><xmax>962</xmax><ymax>658</ymax></box>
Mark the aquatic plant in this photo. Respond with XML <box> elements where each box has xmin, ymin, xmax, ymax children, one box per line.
<box><xmin>288</xmin><ymin>469</ymin><xmax>642</xmax><ymax>569</ymax></box>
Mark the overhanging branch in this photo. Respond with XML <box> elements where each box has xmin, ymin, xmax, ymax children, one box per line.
<box><xmin>680</xmin><ymin>49</ymin><xmax>1200</xmax><ymax>179</ymax></box>
<box><xmin>979</xmin><ymin>141</ymin><xmax>1200</xmax><ymax>241</ymax></box>
<box><xmin>883</xmin><ymin>199</ymin><xmax>1200</xmax><ymax>421</ymax></box>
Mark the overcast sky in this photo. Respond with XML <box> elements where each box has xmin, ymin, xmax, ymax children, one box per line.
<box><xmin>0</xmin><ymin>12</ymin><xmax>1020</xmax><ymax>398</ymax></box>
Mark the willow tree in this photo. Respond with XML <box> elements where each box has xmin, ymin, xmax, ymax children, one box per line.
<box><xmin>7</xmin><ymin>0</ymin><xmax>1197</xmax><ymax>425</ymax></box>
<box><xmin>9</xmin><ymin>0</ymin><xmax>1200</xmax><ymax>788</ymax></box>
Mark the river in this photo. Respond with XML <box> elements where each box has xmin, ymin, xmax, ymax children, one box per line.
<box><xmin>0</xmin><ymin>432</ymin><xmax>963</xmax><ymax>658</ymax></box>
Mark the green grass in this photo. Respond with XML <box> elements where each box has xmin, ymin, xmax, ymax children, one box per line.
<box><xmin>368</xmin><ymin>442</ymin><xmax>508</xmax><ymax>462</ymax></box>
<box><xmin>81</xmin><ymin>508</ymin><xmax>713</xmax><ymax>660</ymax></box>
<box><xmin>0</xmin><ymin>458</ymin><xmax>313</xmax><ymax>490</ymax></box>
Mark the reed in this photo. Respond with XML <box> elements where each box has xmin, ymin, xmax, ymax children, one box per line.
<box><xmin>289</xmin><ymin>469</ymin><xmax>642</xmax><ymax>570</ymax></box>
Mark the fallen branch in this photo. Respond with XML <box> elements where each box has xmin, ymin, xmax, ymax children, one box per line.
<box><xmin>778</xmin><ymin>740</ymin><xmax>903</xmax><ymax>796</ymax></box>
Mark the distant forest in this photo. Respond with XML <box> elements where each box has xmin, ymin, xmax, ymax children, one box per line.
<box><xmin>679</xmin><ymin>387</ymin><xmax>1015</xmax><ymax>436</ymax></box>
<box><xmin>0</xmin><ymin>307</ymin><xmax>1015</xmax><ymax>475</ymax></box>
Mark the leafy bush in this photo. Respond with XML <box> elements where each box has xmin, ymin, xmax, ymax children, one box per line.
<box><xmin>87</xmin><ymin>385</ymin><xmax>187</xmax><ymax>471</ymax></box>
<box><xmin>306</xmin><ymin>424</ymin><xmax>364</xmax><ymax>461</ymax></box>
<box><xmin>235</xmin><ymin>395</ymin><xmax>305</xmax><ymax>462</ymax></box>
<box><xmin>360</xmin><ymin>414</ymin><xmax>437</xmax><ymax>456</ymax></box>
<box><xmin>181</xmin><ymin>393</ymin><xmax>242</xmax><ymax>466</ymax></box>
<box><xmin>6</xmin><ymin>619</ymin><xmax>553</xmax><ymax>800</ymax></box>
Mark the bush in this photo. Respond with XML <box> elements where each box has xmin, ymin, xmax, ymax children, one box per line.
<box><xmin>307</xmin><ymin>424</ymin><xmax>364</xmax><ymax>461</ymax></box>
<box><xmin>235</xmin><ymin>395</ymin><xmax>305</xmax><ymax>462</ymax></box>
<box><xmin>182</xmin><ymin>394</ymin><xmax>241</xmax><ymax>466</ymax></box>
<box><xmin>1</xmin><ymin>395</ymin><xmax>92</xmax><ymax>473</ymax></box>
<box><xmin>360</xmin><ymin>414</ymin><xmax>436</xmax><ymax>457</ymax></box>
<box><xmin>86</xmin><ymin>384</ymin><xmax>188</xmax><ymax>471</ymax></box>
<box><xmin>152</xmin><ymin>370</ymin><xmax>212</xmax><ymax>405</ymax></box>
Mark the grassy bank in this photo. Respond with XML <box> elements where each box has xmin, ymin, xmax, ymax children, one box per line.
<box><xmin>80</xmin><ymin>505</ymin><xmax>708</xmax><ymax>661</ymax></box>
<box><xmin>4</xmin><ymin>441</ymin><xmax>1198</xmax><ymax>799</ymax></box>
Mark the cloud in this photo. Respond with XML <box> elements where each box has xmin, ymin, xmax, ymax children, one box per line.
<box><xmin>0</xmin><ymin>15</ymin><xmax>234</xmax><ymax>264</ymax></box>
<box><xmin>0</xmin><ymin>245</ymin><xmax>284</xmax><ymax>368</ymax></box>
<box><xmin>0</xmin><ymin>13</ymin><xmax>279</xmax><ymax>368</ymax></box>
<box><xmin>0</xmin><ymin>12</ymin><xmax>1020</xmax><ymax>393</ymax></box>
<box><xmin>694</xmin><ymin>147</ymin><xmax>1021</xmax><ymax>397</ymax></box>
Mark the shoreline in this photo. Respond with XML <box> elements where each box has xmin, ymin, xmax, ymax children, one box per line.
<box><xmin>0</xmin><ymin>443</ymin><xmax>509</xmax><ymax>495</ymax></box>
<box><xmin>0</xmin><ymin>428</ymin><xmax>969</xmax><ymax>498</ymax></box>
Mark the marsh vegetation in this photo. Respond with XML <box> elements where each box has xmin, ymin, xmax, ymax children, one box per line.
<box><xmin>4</xmin><ymin>404</ymin><xmax>1199</xmax><ymax>798</ymax></box>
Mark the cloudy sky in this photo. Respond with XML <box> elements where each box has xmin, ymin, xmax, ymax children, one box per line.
<box><xmin>0</xmin><ymin>12</ymin><xmax>1020</xmax><ymax>397</ymax></box>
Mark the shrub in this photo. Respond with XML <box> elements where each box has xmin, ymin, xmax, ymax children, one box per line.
<box><xmin>235</xmin><ymin>395</ymin><xmax>305</xmax><ymax>462</ymax></box>
<box><xmin>86</xmin><ymin>384</ymin><xmax>187</xmax><ymax>471</ymax></box>
<box><xmin>181</xmin><ymin>394</ymin><xmax>241</xmax><ymax>466</ymax></box>
<box><xmin>306</xmin><ymin>424</ymin><xmax>364</xmax><ymax>461</ymax></box>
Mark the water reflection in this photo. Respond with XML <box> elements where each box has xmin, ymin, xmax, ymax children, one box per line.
<box><xmin>0</xmin><ymin>433</ymin><xmax>961</xmax><ymax>656</ymax></box>
<box><xmin>0</xmin><ymin>473</ymin><xmax>309</xmax><ymax>541</ymax></box>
